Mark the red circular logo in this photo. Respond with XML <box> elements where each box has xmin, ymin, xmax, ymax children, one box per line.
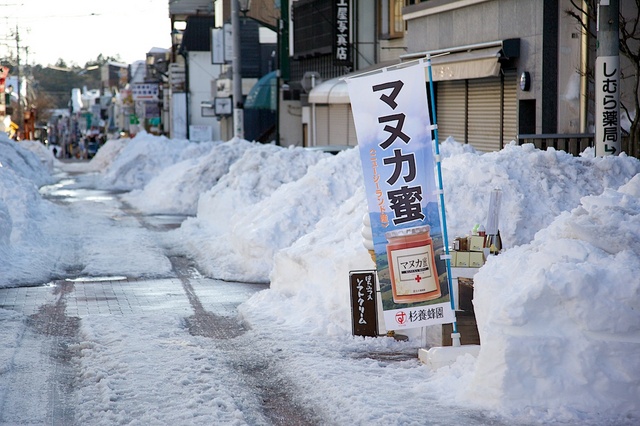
<box><xmin>395</xmin><ymin>311</ymin><xmax>407</xmax><ymax>325</ymax></box>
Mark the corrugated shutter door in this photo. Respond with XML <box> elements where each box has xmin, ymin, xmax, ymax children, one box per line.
<box><xmin>436</xmin><ymin>80</ymin><xmax>466</xmax><ymax>144</ymax></box>
<box><xmin>315</xmin><ymin>106</ymin><xmax>329</xmax><ymax>146</ymax></box>
<box><xmin>502</xmin><ymin>70</ymin><xmax>518</xmax><ymax>145</ymax></box>
<box><xmin>468</xmin><ymin>77</ymin><xmax>501</xmax><ymax>152</ymax></box>
<box><xmin>329</xmin><ymin>104</ymin><xmax>349</xmax><ymax>146</ymax></box>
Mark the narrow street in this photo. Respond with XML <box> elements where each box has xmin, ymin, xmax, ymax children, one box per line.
<box><xmin>0</xmin><ymin>165</ymin><xmax>321</xmax><ymax>425</ymax></box>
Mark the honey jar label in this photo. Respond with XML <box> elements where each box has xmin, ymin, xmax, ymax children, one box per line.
<box><xmin>389</xmin><ymin>244</ymin><xmax>438</xmax><ymax>296</ymax></box>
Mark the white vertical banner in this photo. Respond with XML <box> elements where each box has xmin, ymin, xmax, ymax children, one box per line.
<box><xmin>346</xmin><ymin>65</ymin><xmax>454</xmax><ymax>331</ymax></box>
<box><xmin>595</xmin><ymin>55</ymin><xmax>621</xmax><ymax>156</ymax></box>
<box><xmin>211</xmin><ymin>28</ymin><xmax>225</xmax><ymax>64</ymax></box>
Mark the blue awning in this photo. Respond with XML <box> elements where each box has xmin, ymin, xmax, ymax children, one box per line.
<box><xmin>245</xmin><ymin>71</ymin><xmax>277</xmax><ymax>110</ymax></box>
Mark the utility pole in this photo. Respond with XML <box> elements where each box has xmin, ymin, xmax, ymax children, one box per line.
<box><xmin>15</xmin><ymin>25</ymin><xmax>22</xmax><ymax>127</ymax></box>
<box><xmin>231</xmin><ymin>0</ymin><xmax>244</xmax><ymax>139</ymax></box>
<box><xmin>279</xmin><ymin>0</ymin><xmax>289</xmax><ymax>82</ymax></box>
<box><xmin>595</xmin><ymin>0</ymin><xmax>620</xmax><ymax>156</ymax></box>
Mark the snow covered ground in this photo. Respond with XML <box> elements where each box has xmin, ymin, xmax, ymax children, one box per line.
<box><xmin>1</xmin><ymin>131</ymin><xmax>639</xmax><ymax>424</ymax></box>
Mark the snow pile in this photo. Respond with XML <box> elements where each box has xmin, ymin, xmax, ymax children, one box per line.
<box><xmin>171</xmin><ymin>143</ymin><xmax>333</xmax><ymax>282</ymax></box>
<box><xmin>441</xmin><ymin>142</ymin><xmax>640</xmax><ymax>247</ymax></box>
<box><xmin>0</xmin><ymin>135</ymin><xmax>55</xmax><ymax>187</ymax></box>
<box><xmin>97</xmin><ymin>132</ymin><xmax>219</xmax><ymax>191</ymax></box>
<box><xmin>84</xmin><ymin>136</ymin><xmax>130</xmax><ymax>172</ymax></box>
<box><xmin>0</xmin><ymin>134</ymin><xmax>67</xmax><ymax>285</ymax></box>
<box><xmin>123</xmin><ymin>139</ymin><xmax>250</xmax><ymax>215</ymax></box>
<box><xmin>468</xmin><ymin>174</ymin><xmax>640</xmax><ymax>423</ymax></box>
<box><xmin>17</xmin><ymin>140</ymin><xmax>57</xmax><ymax>175</ymax></box>
<box><xmin>241</xmin><ymin>141</ymin><xmax>640</xmax><ymax>336</ymax></box>
<box><xmin>241</xmin><ymin>185</ymin><xmax>370</xmax><ymax>335</ymax></box>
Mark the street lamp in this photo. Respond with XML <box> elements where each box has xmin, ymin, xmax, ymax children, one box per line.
<box><xmin>239</xmin><ymin>0</ymin><xmax>251</xmax><ymax>15</ymax></box>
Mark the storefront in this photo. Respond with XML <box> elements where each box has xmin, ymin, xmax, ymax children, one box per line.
<box><xmin>402</xmin><ymin>40</ymin><xmax>520</xmax><ymax>152</ymax></box>
<box><xmin>436</xmin><ymin>70</ymin><xmax>518</xmax><ymax>152</ymax></box>
<box><xmin>307</xmin><ymin>40</ymin><xmax>519</xmax><ymax>152</ymax></box>
<box><xmin>306</xmin><ymin>77</ymin><xmax>358</xmax><ymax>147</ymax></box>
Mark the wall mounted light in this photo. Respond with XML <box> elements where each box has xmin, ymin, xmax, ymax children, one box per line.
<box><xmin>520</xmin><ymin>71</ymin><xmax>531</xmax><ymax>91</ymax></box>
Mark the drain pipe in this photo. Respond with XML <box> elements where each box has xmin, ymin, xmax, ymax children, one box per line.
<box><xmin>311</xmin><ymin>73</ymin><xmax>317</xmax><ymax>146</ymax></box>
<box><xmin>579</xmin><ymin>0</ymin><xmax>589</xmax><ymax>133</ymax></box>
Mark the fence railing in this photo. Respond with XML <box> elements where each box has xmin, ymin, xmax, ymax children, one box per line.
<box><xmin>517</xmin><ymin>133</ymin><xmax>594</xmax><ymax>156</ymax></box>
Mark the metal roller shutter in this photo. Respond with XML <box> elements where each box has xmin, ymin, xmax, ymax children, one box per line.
<box><xmin>468</xmin><ymin>77</ymin><xmax>502</xmax><ymax>152</ymax></box>
<box><xmin>314</xmin><ymin>105</ymin><xmax>359</xmax><ymax>147</ymax></box>
<box><xmin>502</xmin><ymin>70</ymin><xmax>518</xmax><ymax>146</ymax></box>
<box><xmin>329</xmin><ymin>104</ymin><xmax>350</xmax><ymax>146</ymax></box>
<box><xmin>315</xmin><ymin>105</ymin><xmax>329</xmax><ymax>146</ymax></box>
<box><xmin>436</xmin><ymin>80</ymin><xmax>466</xmax><ymax>144</ymax></box>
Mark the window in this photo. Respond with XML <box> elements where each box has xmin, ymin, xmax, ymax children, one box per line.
<box><xmin>379</xmin><ymin>0</ymin><xmax>406</xmax><ymax>40</ymax></box>
<box><xmin>392</xmin><ymin>0</ymin><xmax>405</xmax><ymax>35</ymax></box>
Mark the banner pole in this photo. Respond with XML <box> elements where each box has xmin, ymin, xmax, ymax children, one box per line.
<box><xmin>424</xmin><ymin>55</ymin><xmax>460</xmax><ymax>346</ymax></box>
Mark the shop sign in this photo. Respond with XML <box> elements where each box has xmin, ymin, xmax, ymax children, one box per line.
<box><xmin>346</xmin><ymin>64</ymin><xmax>455</xmax><ymax>331</ymax></box>
<box><xmin>211</xmin><ymin>27</ymin><xmax>225</xmax><ymax>64</ymax></box>
<box><xmin>132</xmin><ymin>83</ymin><xmax>159</xmax><ymax>101</ymax></box>
<box><xmin>595</xmin><ymin>55</ymin><xmax>620</xmax><ymax>156</ymax></box>
<box><xmin>349</xmin><ymin>270</ymin><xmax>378</xmax><ymax>337</ymax></box>
<box><xmin>333</xmin><ymin>0</ymin><xmax>352</xmax><ymax>68</ymax></box>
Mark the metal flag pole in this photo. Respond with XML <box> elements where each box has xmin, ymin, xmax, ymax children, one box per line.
<box><xmin>424</xmin><ymin>55</ymin><xmax>460</xmax><ymax>346</ymax></box>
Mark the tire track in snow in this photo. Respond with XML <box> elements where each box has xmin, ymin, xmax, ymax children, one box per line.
<box><xmin>169</xmin><ymin>255</ymin><xmax>322</xmax><ymax>426</ymax></box>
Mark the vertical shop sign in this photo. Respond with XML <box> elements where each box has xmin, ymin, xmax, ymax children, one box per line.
<box><xmin>346</xmin><ymin>64</ymin><xmax>455</xmax><ymax>331</ymax></box>
<box><xmin>595</xmin><ymin>56</ymin><xmax>620</xmax><ymax>156</ymax></box>
<box><xmin>349</xmin><ymin>270</ymin><xmax>378</xmax><ymax>337</ymax></box>
<box><xmin>333</xmin><ymin>0</ymin><xmax>352</xmax><ymax>68</ymax></box>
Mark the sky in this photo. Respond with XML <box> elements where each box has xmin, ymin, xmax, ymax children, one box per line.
<box><xmin>1</xmin><ymin>0</ymin><xmax>171</xmax><ymax>66</ymax></box>
<box><xmin>1</xmin><ymin>131</ymin><xmax>639</xmax><ymax>424</ymax></box>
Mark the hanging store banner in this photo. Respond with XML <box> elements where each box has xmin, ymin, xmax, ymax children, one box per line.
<box><xmin>595</xmin><ymin>55</ymin><xmax>621</xmax><ymax>156</ymax></box>
<box><xmin>346</xmin><ymin>64</ymin><xmax>454</xmax><ymax>331</ymax></box>
<box><xmin>333</xmin><ymin>0</ymin><xmax>352</xmax><ymax>68</ymax></box>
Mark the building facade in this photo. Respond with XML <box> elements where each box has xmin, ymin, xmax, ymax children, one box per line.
<box><xmin>160</xmin><ymin>0</ymin><xmax>637</xmax><ymax>153</ymax></box>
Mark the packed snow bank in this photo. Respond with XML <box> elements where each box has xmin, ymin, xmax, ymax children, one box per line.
<box><xmin>170</xmin><ymin>143</ymin><xmax>333</xmax><ymax>282</ymax></box>
<box><xmin>240</xmin><ymin>186</ymin><xmax>371</xmax><ymax>336</ymax></box>
<box><xmin>441</xmin><ymin>142</ymin><xmax>640</xmax><ymax>248</ymax></box>
<box><xmin>0</xmin><ymin>135</ymin><xmax>68</xmax><ymax>285</ymax></box>
<box><xmin>0</xmin><ymin>135</ymin><xmax>55</xmax><ymax>187</ymax></box>
<box><xmin>244</xmin><ymin>140</ymin><xmax>640</xmax><ymax>336</ymax></box>
<box><xmin>96</xmin><ymin>132</ymin><xmax>219</xmax><ymax>191</ymax></box>
<box><xmin>123</xmin><ymin>139</ymin><xmax>250</xmax><ymax>215</ymax></box>
<box><xmin>467</xmin><ymin>174</ymin><xmax>640</xmax><ymax>423</ymax></box>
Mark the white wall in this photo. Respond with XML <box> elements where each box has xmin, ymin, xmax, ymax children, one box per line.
<box><xmin>188</xmin><ymin>51</ymin><xmax>222</xmax><ymax>141</ymax></box>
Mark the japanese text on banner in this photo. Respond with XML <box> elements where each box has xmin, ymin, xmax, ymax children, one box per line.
<box><xmin>346</xmin><ymin>64</ymin><xmax>454</xmax><ymax>331</ymax></box>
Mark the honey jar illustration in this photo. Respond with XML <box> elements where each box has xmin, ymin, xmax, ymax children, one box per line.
<box><xmin>385</xmin><ymin>225</ymin><xmax>441</xmax><ymax>304</ymax></box>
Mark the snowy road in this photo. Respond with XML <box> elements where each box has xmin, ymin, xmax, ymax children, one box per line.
<box><xmin>0</xmin><ymin>160</ymin><xmax>522</xmax><ymax>426</ymax></box>
<box><xmin>0</xmin><ymin>168</ymin><xmax>321</xmax><ymax>425</ymax></box>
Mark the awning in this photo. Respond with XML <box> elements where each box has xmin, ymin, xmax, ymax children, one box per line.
<box><xmin>428</xmin><ymin>47</ymin><xmax>502</xmax><ymax>81</ymax></box>
<box><xmin>245</xmin><ymin>71</ymin><xmax>277</xmax><ymax>110</ymax></box>
<box><xmin>308</xmin><ymin>77</ymin><xmax>351</xmax><ymax>104</ymax></box>
<box><xmin>308</xmin><ymin>60</ymin><xmax>400</xmax><ymax>105</ymax></box>
<box><xmin>308</xmin><ymin>45</ymin><xmax>507</xmax><ymax>105</ymax></box>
